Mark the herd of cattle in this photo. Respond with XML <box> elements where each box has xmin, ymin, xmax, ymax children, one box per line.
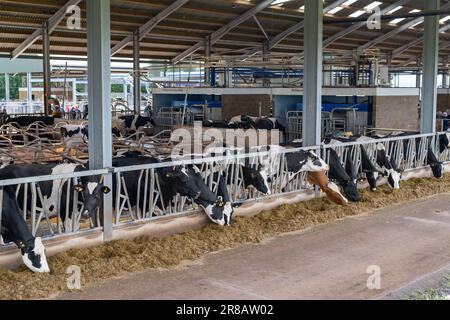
<box><xmin>0</xmin><ymin>114</ymin><xmax>449</xmax><ymax>275</ymax></box>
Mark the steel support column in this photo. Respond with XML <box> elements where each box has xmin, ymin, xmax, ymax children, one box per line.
<box><xmin>421</xmin><ymin>0</ymin><xmax>439</xmax><ymax>133</ymax></box>
<box><xmin>262</xmin><ymin>41</ymin><xmax>270</xmax><ymax>88</ymax></box>
<box><xmin>4</xmin><ymin>74</ymin><xmax>9</xmax><ymax>103</ymax></box>
<box><xmin>302</xmin><ymin>0</ymin><xmax>323</xmax><ymax>147</ymax></box>
<box><xmin>204</xmin><ymin>35</ymin><xmax>211</xmax><ymax>86</ymax></box>
<box><xmin>43</xmin><ymin>21</ymin><xmax>51</xmax><ymax>115</ymax></box>
<box><xmin>416</xmin><ymin>56</ymin><xmax>421</xmax><ymax>88</ymax></box>
<box><xmin>133</xmin><ymin>29</ymin><xmax>141</xmax><ymax>114</ymax></box>
<box><xmin>27</xmin><ymin>72</ymin><xmax>32</xmax><ymax>112</ymax></box>
<box><xmin>86</xmin><ymin>0</ymin><xmax>113</xmax><ymax>241</ymax></box>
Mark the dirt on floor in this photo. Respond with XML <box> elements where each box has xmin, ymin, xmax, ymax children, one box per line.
<box><xmin>1</xmin><ymin>175</ymin><xmax>450</xmax><ymax>300</ymax></box>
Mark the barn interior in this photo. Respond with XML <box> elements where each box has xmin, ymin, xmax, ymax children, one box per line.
<box><xmin>1</xmin><ymin>0</ymin><xmax>450</xmax><ymax>276</ymax></box>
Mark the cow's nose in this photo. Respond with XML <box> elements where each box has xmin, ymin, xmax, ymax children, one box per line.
<box><xmin>82</xmin><ymin>210</ymin><xmax>90</xmax><ymax>218</ymax></box>
<box><xmin>194</xmin><ymin>192</ymin><xmax>201</xmax><ymax>199</ymax></box>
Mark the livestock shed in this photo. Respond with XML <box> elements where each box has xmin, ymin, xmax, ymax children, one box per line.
<box><xmin>1</xmin><ymin>0</ymin><xmax>450</xmax><ymax>301</ymax></box>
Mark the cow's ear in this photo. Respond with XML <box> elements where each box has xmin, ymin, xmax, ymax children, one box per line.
<box><xmin>102</xmin><ymin>186</ymin><xmax>111</xmax><ymax>194</ymax></box>
<box><xmin>74</xmin><ymin>184</ymin><xmax>85</xmax><ymax>193</ymax></box>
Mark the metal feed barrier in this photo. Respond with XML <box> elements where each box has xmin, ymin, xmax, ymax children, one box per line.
<box><xmin>0</xmin><ymin>132</ymin><xmax>449</xmax><ymax>251</ymax></box>
<box><xmin>286</xmin><ymin>108</ymin><xmax>359</xmax><ymax>143</ymax></box>
<box><xmin>154</xmin><ymin>107</ymin><xmax>199</xmax><ymax>133</ymax></box>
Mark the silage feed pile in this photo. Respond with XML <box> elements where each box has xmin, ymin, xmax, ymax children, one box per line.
<box><xmin>1</xmin><ymin>174</ymin><xmax>450</xmax><ymax>300</ymax></box>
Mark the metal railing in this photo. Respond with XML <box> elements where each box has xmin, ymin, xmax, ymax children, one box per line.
<box><xmin>154</xmin><ymin>108</ymin><xmax>197</xmax><ymax>133</ymax></box>
<box><xmin>1</xmin><ymin>131</ymin><xmax>449</xmax><ymax>252</ymax></box>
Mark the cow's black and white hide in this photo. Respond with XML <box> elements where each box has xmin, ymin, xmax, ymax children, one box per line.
<box><xmin>5</xmin><ymin>116</ymin><xmax>54</xmax><ymax>127</ymax></box>
<box><xmin>60</xmin><ymin>125</ymin><xmax>87</xmax><ymax>151</ymax></box>
<box><xmin>356</xmin><ymin>136</ymin><xmax>401</xmax><ymax>190</ymax></box>
<box><xmin>323</xmin><ymin>137</ymin><xmax>381</xmax><ymax>192</ymax></box>
<box><xmin>80</xmin><ymin>125</ymin><xmax>122</xmax><ymax>139</ymax></box>
<box><xmin>0</xmin><ymin>163</ymin><xmax>109</xmax><ymax>229</ymax></box>
<box><xmin>248</xmin><ymin>145</ymin><xmax>329</xmax><ymax>192</ymax></box>
<box><xmin>81</xmin><ymin>153</ymin><xmax>228</xmax><ymax>226</ymax></box>
<box><xmin>203</xmin><ymin>146</ymin><xmax>273</xmax><ymax>196</ymax></box>
<box><xmin>439</xmin><ymin>132</ymin><xmax>450</xmax><ymax>153</ymax></box>
<box><xmin>327</xmin><ymin>148</ymin><xmax>361</xmax><ymax>202</ymax></box>
<box><xmin>228</xmin><ymin>115</ymin><xmax>258</xmax><ymax>129</ymax></box>
<box><xmin>115</xmin><ymin>115</ymin><xmax>156</xmax><ymax>134</ymax></box>
<box><xmin>0</xmin><ymin>187</ymin><xmax>49</xmax><ymax>273</ymax></box>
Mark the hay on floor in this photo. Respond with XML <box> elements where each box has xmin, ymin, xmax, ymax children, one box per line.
<box><xmin>1</xmin><ymin>175</ymin><xmax>450</xmax><ymax>300</ymax></box>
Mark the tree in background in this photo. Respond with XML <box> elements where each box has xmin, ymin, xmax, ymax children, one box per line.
<box><xmin>0</xmin><ymin>74</ymin><xmax>24</xmax><ymax>100</ymax></box>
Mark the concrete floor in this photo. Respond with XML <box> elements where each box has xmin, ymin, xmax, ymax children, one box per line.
<box><xmin>56</xmin><ymin>193</ymin><xmax>450</xmax><ymax>300</ymax></box>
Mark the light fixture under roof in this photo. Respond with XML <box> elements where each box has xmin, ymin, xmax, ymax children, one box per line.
<box><xmin>440</xmin><ymin>16</ymin><xmax>450</xmax><ymax>24</ymax></box>
<box><xmin>328</xmin><ymin>6</ymin><xmax>344</xmax><ymax>14</ymax></box>
<box><xmin>387</xmin><ymin>5</ymin><xmax>402</xmax><ymax>14</ymax></box>
<box><xmin>409</xmin><ymin>21</ymin><xmax>423</xmax><ymax>29</ymax></box>
<box><xmin>364</xmin><ymin>1</ymin><xmax>382</xmax><ymax>10</ymax></box>
<box><xmin>271</xmin><ymin>0</ymin><xmax>290</xmax><ymax>5</ymax></box>
<box><xmin>389</xmin><ymin>18</ymin><xmax>405</xmax><ymax>25</ymax></box>
<box><xmin>409</xmin><ymin>9</ymin><xmax>421</xmax><ymax>13</ymax></box>
<box><xmin>342</xmin><ymin>0</ymin><xmax>358</xmax><ymax>6</ymax></box>
<box><xmin>349</xmin><ymin>10</ymin><xmax>365</xmax><ymax>18</ymax></box>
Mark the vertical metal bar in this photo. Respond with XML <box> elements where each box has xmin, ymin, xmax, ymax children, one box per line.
<box><xmin>302</xmin><ymin>0</ymin><xmax>323</xmax><ymax>146</ymax></box>
<box><xmin>4</xmin><ymin>73</ymin><xmax>10</xmax><ymax>103</ymax></box>
<box><xmin>204</xmin><ymin>35</ymin><xmax>211</xmax><ymax>86</ymax></box>
<box><xmin>87</xmin><ymin>0</ymin><xmax>113</xmax><ymax>241</ymax></box>
<box><xmin>43</xmin><ymin>21</ymin><xmax>51</xmax><ymax>115</ymax></box>
<box><xmin>27</xmin><ymin>72</ymin><xmax>32</xmax><ymax>113</ymax></box>
<box><xmin>0</xmin><ymin>188</ymin><xmax>3</xmax><ymax>241</ymax></box>
<box><xmin>133</xmin><ymin>29</ymin><xmax>141</xmax><ymax>114</ymax></box>
<box><xmin>421</xmin><ymin>0</ymin><xmax>439</xmax><ymax>133</ymax></box>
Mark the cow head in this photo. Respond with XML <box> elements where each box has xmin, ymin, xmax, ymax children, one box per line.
<box><xmin>430</xmin><ymin>162</ymin><xmax>444</xmax><ymax>179</ymax></box>
<box><xmin>427</xmin><ymin>146</ymin><xmax>444</xmax><ymax>179</ymax></box>
<box><xmin>20</xmin><ymin>237</ymin><xmax>50</xmax><ymax>273</ymax></box>
<box><xmin>323</xmin><ymin>182</ymin><xmax>349</xmax><ymax>205</ymax></box>
<box><xmin>341</xmin><ymin>179</ymin><xmax>361</xmax><ymax>202</ymax></box>
<box><xmin>376</xmin><ymin>144</ymin><xmax>401</xmax><ymax>190</ymax></box>
<box><xmin>384</xmin><ymin>169</ymin><xmax>401</xmax><ymax>189</ymax></box>
<box><xmin>74</xmin><ymin>182</ymin><xmax>111</xmax><ymax>219</ymax></box>
<box><xmin>242</xmin><ymin>165</ymin><xmax>271</xmax><ymax>195</ymax></box>
<box><xmin>439</xmin><ymin>133</ymin><xmax>450</xmax><ymax>153</ymax></box>
<box><xmin>135</xmin><ymin>116</ymin><xmax>156</xmax><ymax>130</ymax></box>
<box><xmin>112</xmin><ymin>127</ymin><xmax>122</xmax><ymax>137</ymax></box>
<box><xmin>365</xmin><ymin>171</ymin><xmax>379</xmax><ymax>192</ymax></box>
<box><xmin>301</xmin><ymin>150</ymin><xmax>330</xmax><ymax>172</ymax></box>
<box><xmin>307</xmin><ymin>171</ymin><xmax>348</xmax><ymax>205</ymax></box>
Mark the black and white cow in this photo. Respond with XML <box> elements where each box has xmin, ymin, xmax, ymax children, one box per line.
<box><xmin>1</xmin><ymin>187</ymin><xmax>49</xmax><ymax>273</ymax></box>
<box><xmin>75</xmin><ymin>153</ymin><xmax>230</xmax><ymax>226</ymax></box>
<box><xmin>356</xmin><ymin>136</ymin><xmax>401</xmax><ymax>190</ymax></box>
<box><xmin>323</xmin><ymin>137</ymin><xmax>381</xmax><ymax>192</ymax></box>
<box><xmin>253</xmin><ymin>117</ymin><xmax>286</xmax><ymax>133</ymax></box>
<box><xmin>439</xmin><ymin>132</ymin><xmax>450</xmax><ymax>153</ymax></box>
<box><xmin>5</xmin><ymin>116</ymin><xmax>54</xmax><ymax>127</ymax></box>
<box><xmin>427</xmin><ymin>145</ymin><xmax>444</xmax><ymax>179</ymax></box>
<box><xmin>0</xmin><ymin>163</ymin><xmax>109</xmax><ymax>228</ymax></box>
<box><xmin>80</xmin><ymin>125</ymin><xmax>122</xmax><ymax>139</ymax></box>
<box><xmin>327</xmin><ymin>148</ymin><xmax>361</xmax><ymax>202</ymax></box>
<box><xmin>115</xmin><ymin>115</ymin><xmax>156</xmax><ymax>134</ymax></box>
<box><xmin>227</xmin><ymin>115</ymin><xmax>286</xmax><ymax>132</ymax></box>
<box><xmin>245</xmin><ymin>145</ymin><xmax>329</xmax><ymax>192</ymax></box>
<box><xmin>228</xmin><ymin>115</ymin><xmax>258</xmax><ymax>129</ymax></box>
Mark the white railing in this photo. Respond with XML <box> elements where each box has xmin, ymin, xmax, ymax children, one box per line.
<box><xmin>0</xmin><ymin>131</ymin><xmax>449</xmax><ymax>253</ymax></box>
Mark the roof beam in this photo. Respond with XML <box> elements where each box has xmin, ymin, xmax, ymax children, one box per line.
<box><xmin>323</xmin><ymin>0</ymin><xmax>411</xmax><ymax>48</ymax></box>
<box><xmin>358</xmin><ymin>2</ymin><xmax>450</xmax><ymax>52</ymax></box>
<box><xmin>171</xmin><ymin>0</ymin><xmax>275</xmax><ymax>65</ymax></box>
<box><xmin>239</xmin><ymin>0</ymin><xmax>348</xmax><ymax>61</ymax></box>
<box><xmin>11</xmin><ymin>0</ymin><xmax>81</xmax><ymax>60</ymax></box>
<box><xmin>392</xmin><ymin>23</ymin><xmax>450</xmax><ymax>58</ymax></box>
<box><xmin>111</xmin><ymin>0</ymin><xmax>189</xmax><ymax>56</ymax></box>
<box><xmin>253</xmin><ymin>15</ymin><xmax>269</xmax><ymax>40</ymax></box>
